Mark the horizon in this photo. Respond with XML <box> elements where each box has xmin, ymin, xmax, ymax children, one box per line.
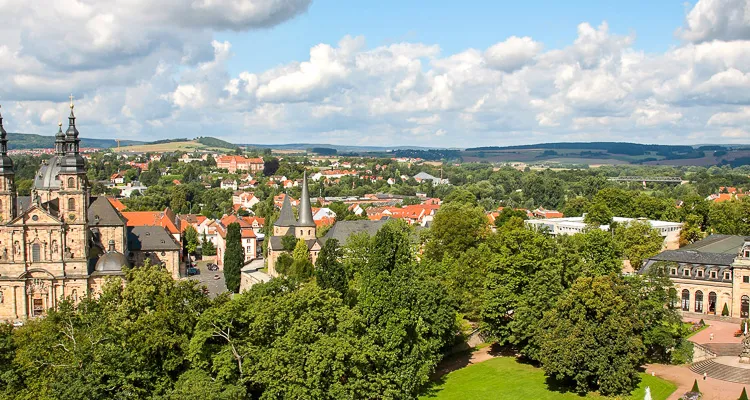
<box><xmin>0</xmin><ymin>1</ymin><xmax>748</xmax><ymax>147</ymax></box>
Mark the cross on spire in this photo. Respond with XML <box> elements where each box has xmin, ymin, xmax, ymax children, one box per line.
<box><xmin>69</xmin><ymin>94</ymin><xmax>74</xmax><ymax>109</ymax></box>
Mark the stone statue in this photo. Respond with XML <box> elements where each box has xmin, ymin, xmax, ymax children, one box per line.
<box><xmin>13</xmin><ymin>241</ymin><xmax>20</xmax><ymax>255</ymax></box>
<box><xmin>2</xmin><ymin>247</ymin><xmax>7</xmax><ymax>260</ymax></box>
<box><xmin>64</xmin><ymin>247</ymin><xmax>73</xmax><ymax>259</ymax></box>
<box><xmin>739</xmin><ymin>334</ymin><xmax>750</xmax><ymax>363</ymax></box>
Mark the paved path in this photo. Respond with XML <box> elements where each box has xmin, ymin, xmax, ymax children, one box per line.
<box><xmin>686</xmin><ymin>318</ymin><xmax>742</xmax><ymax>345</ymax></box>
<box><xmin>646</xmin><ymin>363</ymin><xmax>748</xmax><ymax>400</ymax></box>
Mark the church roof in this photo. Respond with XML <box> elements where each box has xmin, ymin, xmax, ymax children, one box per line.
<box><xmin>88</xmin><ymin>196</ymin><xmax>127</xmax><ymax>226</ymax></box>
<box><xmin>274</xmin><ymin>193</ymin><xmax>296</xmax><ymax>227</ymax></box>
<box><xmin>321</xmin><ymin>220</ymin><xmax>389</xmax><ymax>245</ymax></box>
<box><xmin>127</xmin><ymin>226</ymin><xmax>180</xmax><ymax>251</ymax></box>
<box><xmin>297</xmin><ymin>171</ymin><xmax>315</xmax><ymax>228</ymax></box>
<box><xmin>92</xmin><ymin>240</ymin><xmax>129</xmax><ymax>275</ymax></box>
<box><xmin>34</xmin><ymin>156</ymin><xmax>63</xmax><ymax>190</ymax></box>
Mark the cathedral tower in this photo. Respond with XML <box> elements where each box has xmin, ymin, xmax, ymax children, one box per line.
<box><xmin>0</xmin><ymin>106</ymin><xmax>15</xmax><ymax>223</ymax></box>
<box><xmin>295</xmin><ymin>171</ymin><xmax>316</xmax><ymax>240</ymax></box>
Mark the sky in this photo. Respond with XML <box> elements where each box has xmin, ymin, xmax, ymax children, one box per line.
<box><xmin>0</xmin><ymin>0</ymin><xmax>749</xmax><ymax>148</ymax></box>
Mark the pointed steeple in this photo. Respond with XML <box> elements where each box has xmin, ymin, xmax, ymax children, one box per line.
<box><xmin>66</xmin><ymin>94</ymin><xmax>80</xmax><ymax>139</ymax></box>
<box><xmin>274</xmin><ymin>193</ymin><xmax>296</xmax><ymax>227</ymax></box>
<box><xmin>62</xmin><ymin>94</ymin><xmax>85</xmax><ymax>173</ymax></box>
<box><xmin>297</xmin><ymin>171</ymin><xmax>315</xmax><ymax>228</ymax></box>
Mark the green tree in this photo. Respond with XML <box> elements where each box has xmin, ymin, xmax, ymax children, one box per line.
<box><xmin>184</xmin><ymin>225</ymin><xmax>199</xmax><ymax>256</ymax></box>
<box><xmin>691</xmin><ymin>379</ymin><xmax>700</xmax><ymax>393</ymax></box>
<box><xmin>709</xmin><ymin>199</ymin><xmax>750</xmax><ymax>235</ymax></box>
<box><xmin>739</xmin><ymin>387</ymin><xmax>748</xmax><ymax>400</ymax></box>
<box><xmin>315</xmin><ymin>239</ymin><xmax>347</xmax><ymax>297</ymax></box>
<box><xmin>424</xmin><ymin>202</ymin><xmax>488</xmax><ymax>262</ymax></box>
<box><xmin>614</xmin><ymin>220</ymin><xmax>664</xmax><ymax>270</ymax></box>
<box><xmin>289</xmin><ymin>238</ymin><xmax>314</xmax><ymax>281</ymax></box>
<box><xmin>584</xmin><ymin>201</ymin><xmax>613</xmax><ymax>226</ymax></box>
<box><xmin>561</xmin><ymin>197</ymin><xmax>590</xmax><ymax>217</ymax></box>
<box><xmin>223</xmin><ymin>222</ymin><xmax>244</xmax><ymax>292</ymax></box>
<box><xmin>275</xmin><ymin>252</ymin><xmax>294</xmax><ymax>276</ymax></box>
<box><xmin>680</xmin><ymin>214</ymin><xmax>704</xmax><ymax>247</ymax></box>
<box><xmin>494</xmin><ymin>208</ymin><xmax>529</xmax><ymax>228</ymax></box>
<box><xmin>202</xmin><ymin>234</ymin><xmax>216</xmax><ymax>256</ymax></box>
<box><xmin>539</xmin><ymin>275</ymin><xmax>645</xmax><ymax>396</ymax></box>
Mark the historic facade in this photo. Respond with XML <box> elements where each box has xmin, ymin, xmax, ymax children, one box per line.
<box><xmin>0</xmin><ymin>102</ymin><xmax>181</xmax><ymax>322</ymax></box>
<box><xmin>640</xmin><ymin>235</ymin><xmax>750</xmax><ymax>320</ymax></box>
<box><xmin>267</xmin><ymin>172</ymin><xmax>321</xmax><ymax>276</ymax></box>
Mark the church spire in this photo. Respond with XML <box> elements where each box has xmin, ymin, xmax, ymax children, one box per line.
<box><xmin>55</xmin><ymin>121</ymin><xmax>66</xmax><ymax>156</ymax></box>
<box><xmin>297</xmin><ymin>171</ymin><xmax>315</xmax><ymax>228</ymax></box>
<box><xmin>0</xmin><ymin>105</ymin><xmax>14</xmax><ymax>176</ymax></box>
<box><xmin>66</xmin><ymin>94</ymin><xmax>79</xmax><ymax>139</ymax></box>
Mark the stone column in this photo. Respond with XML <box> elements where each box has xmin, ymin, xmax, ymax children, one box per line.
<box><xmin>21</xmin><ymin>285</ymin><xmax>27</xmax><ymax>318</ymax></box>
<box><xmin>12</xmin><ymin>286</ymin><xmax>17</xmax><ymax>319</ymax></box>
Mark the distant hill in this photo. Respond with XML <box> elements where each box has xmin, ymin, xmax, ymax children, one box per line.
<box><xmin>6</xmin><ymin>132</ymin><xmax>144</xmax><ymax>150</ymax></box>
<box><xmin>242</xmin><ymin>143</ymin><xmax>439</xmax><ymax>152</ymax></box>
<box><xmin>197</xmin><ymin>137</ymin><xmax>238</xmax><ymax>150</ymax></box>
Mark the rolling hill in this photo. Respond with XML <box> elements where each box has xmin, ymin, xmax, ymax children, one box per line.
<box><xmin>6</xmin><ymin>132</ymin><xmax>144</xmax><ymax>150</ymax></box>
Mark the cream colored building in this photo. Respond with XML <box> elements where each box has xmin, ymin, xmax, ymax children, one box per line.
<box><xmin>0</xmin><ymin>105</ymin><xmax>182</xmax><ymax>323</ymax></box>
<box><xmin>640</xmin><ymin>235</ymin><xmax>750</xmax><ymax>319</ymax></box>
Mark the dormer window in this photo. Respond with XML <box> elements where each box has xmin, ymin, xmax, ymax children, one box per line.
<box><xmin>697</xmin><ymin>270</ymin><xmax>704</xmax><ymax>278</ymax></box>
<box><xmin>725</xmin><ymin>272</ymin><xmax>731</xmax><ymax>280</ymax></box>
<box><xmin>683</xmin><ymin>269</ymin><xmax>690</xmax><ymax>277</ymax></box>
<box><xmin>711</xmin><ymin>271</ymin><xmax>717</xmax><ymax>279</ymax></box>
<box><xmin>670</xmin><ymin>268</ymin><xmax>677</xmax><ymax>275</ymax></box>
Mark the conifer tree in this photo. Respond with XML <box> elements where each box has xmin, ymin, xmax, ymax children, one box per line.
<box><xmin>739</xmin><ymin>387</ymin><xmax>748</xmax><ymax>400</ymax></box>
<box><xmin>223</xmin><ymin>222</ymin><xmax>244</xmax><ymax>292</ymax></box>
<box><xmin>691</xmin><ymin>379</ymin><xmax>700</xmax><ymax>393</ymax></box>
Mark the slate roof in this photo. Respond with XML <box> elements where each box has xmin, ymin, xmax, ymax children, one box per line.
<box><xmin>127</xmin><ymin>226</ymin><xmax>180</xmax><ymax>251</ymax></box>
<box><xmin>16</xmin><ymin>196</ymin><xmax>30</xmax><ymax>213</ymax></box>
<box><xmin>680</xmin><ymin>234</ymin><xmax>748</xmax><ymax>254</ymax></box>
<box><xmin>321</xmin><ymin>220</ymin><xmax>389</xmax><ymax>245</ymax></box>
<box><xmin>297</xmin><ymin>172</ymin><xmax>315</xmax><ymax>228</ymax></box>
<box><xmin>647</xmin><ymin>250</ymin><xmax>737</xmax><ymax>266</ymax></box>
<box><xmin>274</xmin><ymin>193</ymin><xmax>296</xmax><ymax>227</ymax></box>
<box><xmin>34</xmin><ymin>156</ymin><xmax>63</xmax><ymax>190</ymax></box>
<box><xmin>639</xmin><ymin>235</ymin><xmax>746</xmax><ymax>275</ymax></box>
<box><xmin>88</xmin><ymin>196</ymin><xmax>127</xmax><ymax>226</ymax></box>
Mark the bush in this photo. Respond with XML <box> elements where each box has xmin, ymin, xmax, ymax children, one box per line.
<box><xmin>670</xmin><ymin>340</ymin><xmax>694</xmax><ymax>365</ymax></box>
<box><xmin>723</xmin><ymin>303</ymin><xmax>730</xmax><ymax>316</ymax></box>
<box><xmin>691</xmin><ymin>379</ymin><xmax>700</xmax><ymax>393</ymax></box>
<box><xmin>699</xmin><ymin>319</ymin><xmax>705</xmax><ymax>326</ymax></box>
<box><xmin>740</xmin><ymin>387</ymin><xmax>749</xmax><ymax>400</ymax></box>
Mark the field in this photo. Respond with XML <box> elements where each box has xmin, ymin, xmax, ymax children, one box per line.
<box><xmin>114</xmin><ymin>140</ymin><xmax>211</xmax><ymax>153</ymax></box>
<box><xmin>421</xmin><ymin>357</ymin><xmax>676</xmax><ymax>400</ymax></box>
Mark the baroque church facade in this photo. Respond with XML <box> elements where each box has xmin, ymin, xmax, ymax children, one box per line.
<box><xmin>0</xmin><ymin>102</ymin><xmax>181</xmax><ymax>322</ymax></box>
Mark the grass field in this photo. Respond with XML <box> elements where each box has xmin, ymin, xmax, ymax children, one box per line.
<box><xmin>421</xmin><ymin>357</ymin><xmax>676</xmax><ymax>400</ymax></box>
<box><xmin>114</xmin><ymin>140</ymin><xmax>213</xmax><ymax>153</ymax></box>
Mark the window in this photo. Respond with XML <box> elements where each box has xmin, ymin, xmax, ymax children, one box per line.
<box><xmin>68</xmin><ymin>198</ymin><xmax>76</xmax><ymax>211</ymax></box>
<box><xmin>32</xmin><ymin>299</ymin><xmax>44</xmax><ymax>317</ymax></box>
<box><xmin>711</xmin><ymin>271</ymin><xmax>717</xmax><ymax>279</ymax></box>
<box><xmin>67</xmin><ymin>177</ymin><xmax>74</xmax><ymax>188</ymax></box>
<box><xmin>697</xmin><ymin>270</ymin><xmax>704</xmax><ymax>278</ymax></box>
<box><xmin>709</xmin><ymin>292</ymin><xmax>717</xmax><ymax>314</ymax></box>
<box><xmin>31</xmin><ymin>243</ymin><xmax>41</xmax><ymax>262</ymax></box>
<box><xmin>669</xmin><ymin>288</ymin><xmax>678</xmax><ymax>309</ymax></box>
<box><xmin>683</xmin><ymin>269</ymin><xmax>690</xmax><ymax>277</ymax></box>
<box><xmin>695</xmin><ymin>291</ymin><xmax>703</xmax><ymax>313</ymax></box>
<box><xmin>682</xmin><ymin>290</ymin><xmax>690</xmax><ymax>311</ymax></box>
<box><xmin>670</xmin><ymin>268</ymin><xmax>677</xmax><ymax>275</ymax></box>
<box><xmin>744</xmin><ymin>276</ymin><xmax>749</xmax><ymax>284</ymax></box>
<box><xmin>726</xmin><ymin>272</ymin><xmax>732</xmax><ymax>280</ymax></box>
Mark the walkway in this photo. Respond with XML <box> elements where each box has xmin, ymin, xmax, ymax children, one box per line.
<box><xmin>646</xmin><ymin>363</ymin><xmax>748</xmax><ymax>400</ymax></box>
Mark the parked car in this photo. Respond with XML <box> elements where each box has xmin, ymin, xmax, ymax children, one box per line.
<box><xmin>187</xmin><ymin>267</ymin><xmax>199</xmax><ymax>276</ymax></box>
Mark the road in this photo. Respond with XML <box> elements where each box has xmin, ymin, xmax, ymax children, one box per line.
<box><xmin>185</xmin><ymin>259</ymin><xmax>228</xmax><ymax>298</ymax></box>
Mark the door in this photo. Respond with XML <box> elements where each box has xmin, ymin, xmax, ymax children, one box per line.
<box><xmin>32</xmin><ymin>298</ymin><xmax>44</xmax><ymax>317</ymax></box>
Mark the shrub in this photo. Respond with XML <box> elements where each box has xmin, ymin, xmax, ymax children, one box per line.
<box><xmin>699</xmin><ymin>319</ymin><xmax>705</xmax><ymax>326</ymax></box>
<box><xmin>740</xmin><ymin>387</ymin><xmax>749</xmax><ymax>400</ymax></box>
<box><xmin>671</xmin><ymin>340</ymin><xmax>694</xmax><ymax>365</ymax></box>
<box><xmin>723</xmin><ymin>303</ymin><xmax>730</xmax><ymax>316</ymax></box>
<box><xmin>691</xmin><ymin>379</ymin><xmax>700</xmax><ymax>393</ymax></box>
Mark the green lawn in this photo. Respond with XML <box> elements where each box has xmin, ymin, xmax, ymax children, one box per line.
<box><xmin>421</xmin><ymin>357</ymin><xmax>677</xmax><ymax>400</ymax></box>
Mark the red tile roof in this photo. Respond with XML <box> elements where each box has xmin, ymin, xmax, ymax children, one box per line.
<box><xmin>122</xmin><ymin>209</ymin><xmax>179</xmax><ymax>234</ymax></box>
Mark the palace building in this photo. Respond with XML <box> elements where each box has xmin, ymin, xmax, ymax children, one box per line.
<box><xmin>639</xmin><ymin>235</ymin><xmax>750</xmax><ymax>319</ymax></box>
<box><xmin>0</xmin><ymin>102</ymin><xmax>181</xmax><ymax>322</ymax></box>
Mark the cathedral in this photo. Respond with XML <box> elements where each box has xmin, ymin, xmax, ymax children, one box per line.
<box><xmin>0</xmin><ymin>101</ymin><xmax>181</xmax><ymax>322</ymax></box>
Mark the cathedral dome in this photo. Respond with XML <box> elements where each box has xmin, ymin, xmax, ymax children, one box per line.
<box><xmin>94</xmin><ymin>240</ymin><xmax>129</xmax><ymax>273</ymax></box>
<box><xmin>33</xmin><ymin>156</ymin><xmax>63</xmax><ymax>190</ymax></box>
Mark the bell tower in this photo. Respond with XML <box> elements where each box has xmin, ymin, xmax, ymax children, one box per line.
<box><xmin>58</xmin><ymin>96</ymin><xmax>89</xmax><ymax>224</ymax></box>
<box><xmin>0</xmin><ymin>105</ymin><xmax>16</xmax><ymax>224</ymax></box>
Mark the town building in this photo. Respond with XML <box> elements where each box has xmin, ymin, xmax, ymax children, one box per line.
<box><xmin>0</xmin><ymin>104</ymin><xmax>182</xmax><ymax>322</ymax></box>
<box><xmin>525</xmin><ymin>216</ymin><xmax>683</xmax><ymax>249</ymax></box>
<box><xmin>216</xmin><ymin>155</ymin><xmax>264</xmax><ymax>173</ymax></box>
<box><xmin>640</xmin><ymin>235</ymin><xmax>750</xmax><ymax>320</ymax></box>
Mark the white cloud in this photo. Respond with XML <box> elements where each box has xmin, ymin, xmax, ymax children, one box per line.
<box><xmin>1</xmin><ymin>0</ymin><xmax>749</xmax><ymax>146</ymax></box>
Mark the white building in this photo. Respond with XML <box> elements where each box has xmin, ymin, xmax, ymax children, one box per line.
<box><xmin>525</xmin><ymin>216</ymin><xmax>683</xmax><ymax>248</ymax></box>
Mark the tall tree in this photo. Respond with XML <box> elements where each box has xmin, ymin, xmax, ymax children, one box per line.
<box><xmin>539</xmin><ymin>275</ymin><xmax>645</xmax><ymax>396</ymax></box>
<box><xmin>584</xmin><ymin>201</ymin><xmax>613</xmax><ymax>226</ymax></box>
<box><xmin>424</xmin><ymin>202</ymin><xmax>488</xmax><ymax>262</ymax></box>
<box><xmin>679</xmin><ymin>214</ymin><xmax>704</xmax><ymax>247</ymax></box>
<box><xmin>315</xmin><ymin>239</ymin><xmax>347</xmax><ymax>297</ymax></box>
<box><xmin>184</xmin><ymin>225</ymin><xmax>199</xmax><ymax>256</ymax></box>
<box><xmin>290</xmin><ymin>239</ymin><xmax>314</xmax><ymax>281</ymax></box>
<box><xmin>223</xmin><ymin>222</ymin><xmax>244</xmax><ymax>292</ymax></box>
<box><xmin>614</xmin><ymin>221</ymin><xmax>664</xmax><ymax>270</ymax></box>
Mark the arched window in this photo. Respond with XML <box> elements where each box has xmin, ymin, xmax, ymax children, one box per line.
<box><xmin>709</xmin><ymin>292</ymin><xmax>717</xmax><ymax>314</ymax></box>
<box><xmin>681</xmin><ymin>289</ymin><xmax>690</xmax><ymax>311</ymax></box>
<box><xmin>0</xmin><ymin>199</ymin><xmax>3</xmax><ymax>211</ymax></box>
<box><xmin>668</xmin><ymin>288</ymin><xmax>678</xmax><ymax>309</ymax></box>
<box><xmin>743</xmin><ymin>295</ymin><xmax>750</xmax><ymax>318</ymax></box>
<box><xmin>67</xmin><ymin>177</ymin><xmax>75</xmax><ymax>188</ymax></box>
<box><xmin>31</xmin><ymin>243</ymin><xmax>41</xmax><ymax>262</ymax></box>
<box><xmin>68</xmin><ymin>198</ymin><xmax>76</xmax><ymax>211</ymax></box>
<box><xmin>71</xmin><ymin>289</ymin><xmax>78</xmax><ymax>303</ymax></box>
<box><xmin>695</xmin><ymin>290</ymin><xmax>703</xmax><ymax>313</ymax></box>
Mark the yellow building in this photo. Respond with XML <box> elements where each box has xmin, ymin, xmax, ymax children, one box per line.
<box><xmin>640</xmin><ymin>235</ymin><xmax>750</xmax><ymax>320</ymax></box>
<box><xmin>0</xmin><ymin>103</ymin><xmax>181</xmax><ymax>323</ymax></box>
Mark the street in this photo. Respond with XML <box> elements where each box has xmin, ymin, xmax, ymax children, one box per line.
<box><xmin>185</xmin><ymin>259</ymin><xmax>228</xmax><ymax>298</ymax></box>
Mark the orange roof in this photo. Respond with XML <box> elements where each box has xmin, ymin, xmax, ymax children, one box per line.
<box><xmin>173</xmin><ymin>179</ymin><xmax>181</xmax><ymax>185</ymax></box>
<box><xmin>315</xmin><ymin>216</ymin><xmax>335</xmax><ymax>227</ymax></box>
<box><xmin>242</xmin><ymin>216</ymin><xmax>265</xmax><ymax>226</ymax></box>
<box><xmin>107</xmin><ymin>197</ymin><xmax>127</xmax><ymax>211</ymax></box>
<box><xmin>122</xmin><ymin>209</ymin><xmax>179</xmax><ymax>234</ymax></box>
<box><xmin>216</xmin><ymin>155</ymin><xmax>264</xmax><ymax>164</ymax></box>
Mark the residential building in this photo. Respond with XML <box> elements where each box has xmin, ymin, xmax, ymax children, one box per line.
<box><xmin>216</xmin><ymin>155</ymin><xmax>264</xmax><ymax>173</ymax></box>
<box><xmin>525</xmin><ymin>216</ymin><xmax>682</xmax><ymax>249</ymax></box>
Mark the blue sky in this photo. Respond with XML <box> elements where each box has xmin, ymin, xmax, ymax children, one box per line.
<box><xmin>2</xmin><ymin>0</ymin><xmax>749</xmax><ymax>147</ymax></box>
<box><xmin>218</xmin><ymin>1</ymin><xmax>691</xmax><ymax>75</ymax></box>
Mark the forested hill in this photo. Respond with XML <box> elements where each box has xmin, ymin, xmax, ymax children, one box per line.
<box><xmin>466</xmin><ymin>142</ymin><xmax>713</xmax><ymax>155</ymax></box>
<box><xmin>196</xmin><ymin>136</ymin><xmax>238</xmax><ymax>150</ymax></box>
<box><xmin>6</xmin><ymin>132</ymin><xmax>144</xmax><ymax>150</ymax></box>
